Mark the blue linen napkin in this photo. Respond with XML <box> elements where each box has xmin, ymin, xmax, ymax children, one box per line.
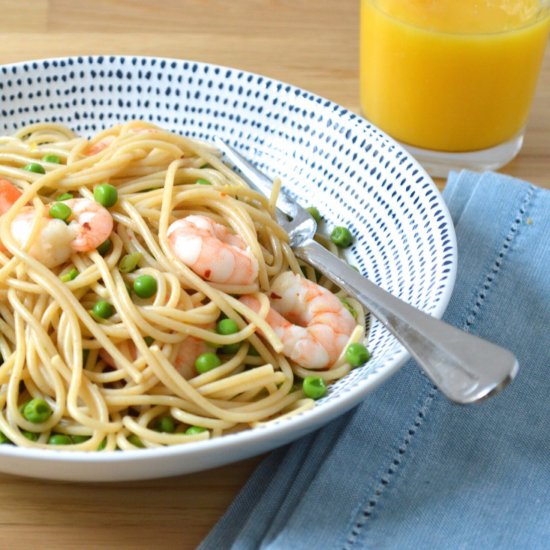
<box><xmin>199</xmin><ymin>170</ymin><xmax>550</xmax><ymax>550</ymax></box>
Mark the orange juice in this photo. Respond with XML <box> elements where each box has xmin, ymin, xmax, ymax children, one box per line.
<box><xmin>360</xmin><ymin>0</ymin><xmax>550</xmax><ymax>152</ymax></box>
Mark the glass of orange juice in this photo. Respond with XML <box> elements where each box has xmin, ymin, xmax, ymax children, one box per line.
<box><xmin>360</xmin><ymin>0</ymin><xmax>550</xmax><ymax>177</ymax></box>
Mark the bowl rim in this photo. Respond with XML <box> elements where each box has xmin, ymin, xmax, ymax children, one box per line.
<box><xmin>0</xmin><ymin>55</ymin><xmax>457</xmax><ymax>473</ymax></box>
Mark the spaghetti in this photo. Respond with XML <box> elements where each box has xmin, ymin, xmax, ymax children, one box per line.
<box><xmin>0</xmin><ymin>121</ymin><xmax>366</xmax><ymax>451</ymax></box>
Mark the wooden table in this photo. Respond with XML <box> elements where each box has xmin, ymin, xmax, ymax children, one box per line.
<box><xmin>0</xmin><ymin>2</ymin><xmax>548</xmax><ymax>548</ymax></box>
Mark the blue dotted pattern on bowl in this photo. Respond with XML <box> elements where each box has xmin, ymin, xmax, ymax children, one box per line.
<box><xmin>0</xmin><ymin>55</ymin><xmax>456</xmax><ymax>409</ymax></box>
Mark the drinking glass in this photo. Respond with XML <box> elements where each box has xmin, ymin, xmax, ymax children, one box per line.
<box><xmin>360</xmin><ymin>0</ymin><xmax>550</xmax><ymax>177</ymax></box>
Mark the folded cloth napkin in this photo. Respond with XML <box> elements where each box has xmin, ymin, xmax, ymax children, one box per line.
<box><xmin>199</xmin><ymin>171</ymin><xmax>550</xmax><ymax>550</ymax></box>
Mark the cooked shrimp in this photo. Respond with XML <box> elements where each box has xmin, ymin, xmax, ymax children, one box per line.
<box><xmin>241</xmin><ymin>271</ymin><xmax>356</xmax><ymax>369</ymax></box>
<box><xmin>0</xmin><ymin>179</ymin><xmax>22</xmax><ymax>215</ymax></box>
<box><xmin>99</xmin><ymin>341</ymin><xmax>137</xmax><ymax>370</ymax></box>
<box><xmin>99</xmin><ymin>336</ymin><xmax>209</xmax><ymax>380</ymax></box>
<box><xmin>173</xmin><ymin>336</ymin><xmax>210</xmax><ymax>379</ymax></box>
<box><xmin>167</xmin><ymin>215</ymin><xmax>259</xmax><ymax>285</ymax></box>
<box><xmin>63</xmin><ymin>198</ymin><xmax>113</xmax><ymax>252</ymax></box>
<box><xmin>10</xmin><ymin>208</ymin><xmax>76</xmax><ymax>267</ymax></box>
<box><xmin>86</xmin><ymin>126</ymin><xmax>160</xmax><ymax>155</ymax></box>
<box><xmin>86</xmin><ymin>135</ymin><xmax>115</xmax><ymax>156</ymax></box>
<box><xmin>2</xmin><ymin>198</ymin><xmax>113</xmax><ymax>267</ymax></box>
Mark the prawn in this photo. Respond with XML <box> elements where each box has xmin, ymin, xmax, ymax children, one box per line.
<box><xmin>86</xmin><ymin>126</ymin><xmax>160</xmax><ymax>155</ymax></box>
<box><xmin>99</xmin><ymin>335</ymin><xmax>209</xmax><ymax>380</ymax></box>
<box><xmin>0</xmin><ymin>179</ymin><xmax>113</xmax><ymax>267</ymax></box>
<box><xmin>0</xmin><ymin>178</ymin><xmax>22</xmax><ymax>215</ymax></box>
<box><xmin>173</xmin><ymin>336</ymin><xmax>210</xmax><ymax>379</ymax></box>
<box><xmin>63</xmin><ymin>198</ymin><xmax>113</xmax><ymax>252</ymax></box>
<box><xmin>240</xmin><ymin>271</ymin><xmax>356</xmax><ymax>369</ymax></box>
<box><xmin>86</xmin><ymin>135</ymin><xmax>115</xmax><ymax>156</ymax></box>
<box><xmin>10</xmin><ymin>208</ymin><xmax>78</xmax><ymax>267</ymax></box>
<box><xmin>167</xmin><ymin>215</ymin><xmax>259</xmax><ymax>286</ymax></box>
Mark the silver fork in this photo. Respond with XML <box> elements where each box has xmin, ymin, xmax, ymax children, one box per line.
<box><xmin>215</xmin><ymin>138</ymin><xmax>519</xmax><ymax>404</ymax></box>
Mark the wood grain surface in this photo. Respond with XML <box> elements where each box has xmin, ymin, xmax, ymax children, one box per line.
<box><xmin>0</xmin><ymin>2</ymin><xmax>548</xmax><ymax>548</ymax></box>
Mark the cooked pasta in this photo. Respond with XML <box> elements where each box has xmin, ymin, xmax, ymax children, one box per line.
<box><xmin>0</xmin><ymin>121</ymin><xmax>367</xmax><ymax>451</ymax></box>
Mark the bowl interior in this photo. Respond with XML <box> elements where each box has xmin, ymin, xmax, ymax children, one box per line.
<box><xmin>0</xmin><ymin>56</ymin><xmax>456</xmax><ymax>480</ymax></box>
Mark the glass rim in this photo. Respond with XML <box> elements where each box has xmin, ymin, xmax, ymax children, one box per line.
<box><xmin>364</xmin><ymin>0</ymin><xmax>550</xmax><ymax>37</ymax></box>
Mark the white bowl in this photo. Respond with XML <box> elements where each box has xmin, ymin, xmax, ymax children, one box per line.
<box><xmin>0</xmin><ymin>56</ymin><xmax>456</xmax><ymax>481</ymax></box>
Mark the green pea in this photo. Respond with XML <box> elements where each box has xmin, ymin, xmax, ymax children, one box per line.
<box><xmin>340</xmin><ymin>297</ymin><xmax>358</xmax><ymax>320</ymax></box>
<box><xmin>48</xmin><ymin>434</ymin><xmax>72</xmax><ymax>445</ymax></box>
<box><xmin>22</xmin><ymin>398</ymin><xmax>53</xmax><ymax>423</ymax></box>
<box><xmin>345</xmin><ymin>343</ymin><xmax>371</xmax><ymax>367</ymax></box>
<box><xmin>22</xmin><ymin>430</ymin><xmax>39</xmax><ymax>442</ymax></box>
<box><xmin>330</xmin><ymin>226</ymin><xmax>353</xmax><ymax>248</ymax></box>
<box><xmin>216</xmin><ymin>319</ymin><xmax>241</xmax><ymax>353</ymax></box>
<box><xmin>154</xmin><ymin>416</ymin><xmax>175</xmax><ymax>433</ymax></box>
<box><xmin>185</xmin><ymin>426</ymin><xmax>207</xmax><ymax>435</ymax></box>
<box><xmin>57</xmin><ymin>192</ymin><xmax>73</xmax><ymax>201</ymax></box>
<box><xmin>127</xmin><ymin>434</ymin><xmax>145</xmax><ymax>448</ymax></box>
<box><xmin>195</xmin><ymin>352</ymin><xmax>221</xmax><ymax>374</ymax></box>
<box><xmin>220</xmin><ymin>343</ymin><xmax>241</xmax><ymax>355</ymax></box>
<box><xmin>216</xmin><ymin>318</ymin><xmax>239</xmax><ymax>335</ymax></box>
<box><xmin>133</xmin><ymin>275</ymin><xmax>157</xmax><ymax>299</ymax></box>
<box><xmin>49</xmin><ymin>201</ymin><xmax>72</xmax><ymax>222</ymax></box>
<box><xmin>23</xmin><ymin>162</ymin><xmax>45</xmax><ymax>174</ymax></box>
<box><xmin>302</xmin><ymin>376</ymin><xmax>327</xmax><ymax>400</ymax></box>
<box><xmin>0</xmin><ymin>432</ymin><xmax>12</xmax><ymax>444</ymax></box>
<box><xmin>306</xmin><ymin>206</ymin><xmax>322</xmax><ymax>224</ymax></box>
<box><xmin>93</xmin><ymin>183</ymin><xmax>118</xmax><ymax>207</ymax></box>
<box><xmin>97</xmin><ymin>438</ymin><xmax>107</xmax><ymax>451</ymax></box>
<box><xmin>119</xmin><ymin>252</ymin><xmax>142</xmax><ymax>273</ymax></box>
<box><xmin>96</xmin><ymin>238</ymin><xmax>112</xmax><ymax>256</ymax></box>
<box><xmin>42</xmin><ymin>154</ymin><xmax>61</xmax><ymax>164</ymax></box>
<box><xmin>92</xmin><ymin>300</ymin><xmax>114</xmax><ymax>319</ymax></box>
<box><xmin>70</xmin><ymin>435</ymin><xmax>90</xmax><ymax>444</ymax></box>
<box><xmin>60</xmin><ymin>267</ymin><xmax>79</xmax><ymax>282</ymax></box>
<box><xmin>196</xmin><ymin>178</ymin><xmax>211</xmax><ymax>185</ymax></box>
<box><xmin>143</xmin><ymin>336</ymin><xmax>155</xmax><ymax>346</ymax></box>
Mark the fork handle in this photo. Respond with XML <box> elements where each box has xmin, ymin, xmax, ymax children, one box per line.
<box><xmin>295</xmin><ymin>239</ymin><xmax>518</xmax><ymax>404</ymax></box>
